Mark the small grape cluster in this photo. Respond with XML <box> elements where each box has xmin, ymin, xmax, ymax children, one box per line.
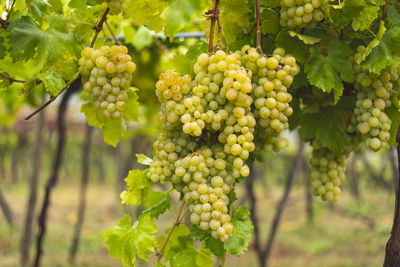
<box><xmin>147</xmin><ymin>48</ymin><xmax>299</xmax><ymax>241</ymax></box>
<box><xmin>97</xmin><ymin>0</ymin><xmax>128</xmax><ymax>14</ymax></box>
<box><xmin>309</xmin><ymin>140</ymin><xmax>347</xmax><ymax>202</ymax></box>
<box><xmin>78</xmin><ymin>45</ymin><xmax>136</xmax><ymax>120</ymax></box>
<box><xmin>348</xmin><ymin>45</ymin><xmax>400</xmax><ymax>151</ymax></box>
<box><xmin>280</xmin><ymin>0</ymin><xmax>329</xmax><ymax>29</ymax></box>
<box><xmin>241</xmin><ymin>46</ymin><xmax>300</xmax><ymax>153</ymax></box>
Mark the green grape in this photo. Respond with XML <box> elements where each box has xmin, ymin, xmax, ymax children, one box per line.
<box><xmin>78</xmin><ymin>45</ymin><xmax>136</xmax><ymax>121</ymax></box>
<box><xmin>280</xmin><ymin>0</ymin><xmax>328</xmax><ymax>28</ymax></box>
<box><xmin>349</xmin><ymin>45</ymin><xmax>399</xmax><ymax>151</ymax></box>
<box><xmin>309</xmin><ymin>140</ymin><xmax>348</xmax><ymax>202</ymax></box>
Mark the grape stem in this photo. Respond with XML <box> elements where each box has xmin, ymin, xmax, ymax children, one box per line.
<box><xmin>0</xmin><ymin>72</ymin><xmax>27</xmax><ymax>83</ymax></box>
<box><xmin>383</xmin><ymin>0</ymin><xmax>388</xmax><ymax>20</ymax></box>
<box><xmin>25</xmin><ymin>73</ymin><xmax>80</xmax><ymax>120</ymax></box>
<box><xmin>25</xmin><ymin>7</ymin><xmax>110</xmax><ymax>120</ymax></box>
<box><xmin>105</xmin><ymin>20</ymin><xmax>121</xmax><ymax>45</ymax></box>
<box><xmin>90</xmin><ymin>7</ymin><xmax>110</xmax><ymax>48</ymax></box>
<box><xmin>157</xmin><ymin>200</ymin><xmax>186</xmax><ymax>262</ymax></box>
<box><xmin>5</xmin><ymin>0</ymin><xmax>16</xmax><ymax>23</ymax></box>
<box><xmin>255</xmin><ymin>0</ymin><xmax>263</xmax><ymax>55</ymax></box>
<box><xmin>206</xmin><ymin>0</ymin><xmax>220</xmax><ymax>54</ymax></box>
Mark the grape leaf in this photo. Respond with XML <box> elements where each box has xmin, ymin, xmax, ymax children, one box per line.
<box><xmin>262</xmin><ymin>0</ymin><xmax>280</xmax><ymax>8</ymax></box>
<box><xmin>142</xmin><ymin>189</ymin><xmax>172</xmax><ymax>219</ymax></box>
<box><xmin>388</xmin><ymin>4</ymin><xmax>400</xmax><ymax>26</ymax></box>
<box><xmin>298</xmin><ymin>107</ymin><xmax>351</xmax><ymax>155</ymax></box>
<box><xmin>9</xmin><ymin>16</ymin><xmax>77</xmax><ymax>63</ymax></box>
<box><xmin>220</xmin><ymin>0</ymin><xmax>251</xmax><ymax>44</ymax></box>
<box><xmin>224</xmin><ymin>206</ymin><xmax>253</xmax><ymax>256</ymax></box>
<box><xmin>103</xmin><ymin>118</ymin><xmax>126</xmax><ymax>147</ymax></box>
<box><xmin>81</xmin><ymin>102</ymin><xmax>104</xmax><ymax>128</ymax></box>
<box><xmin>36</xmin><ymin>69</ymin><xmax>66</xmax><ymax>96</ymax></box>
<box><xmin>329</xmin><ymin>0</ymin><xmax>383</xmax><ymax>30</ymax></box>
<box><xmin>276</xmin><ymin>30</ymin><xmax>309</xmax><ymax>63</ymax></box>
<box><xmin>125</xmin><ymin>0</ymin><xmax>168</xmax><ymax>32</ymax></box>
<box><xmin>120</xmin><ymin>168</ymin><xmax>151</xmax><ymax>206</ymax></box>
<box><xmin>288</xmin><ymin>31</ymin><xmax>321</xmax><ymax>45</ymax></box>
<box><xmin>158</xmin><ymin>225</ymin><xmax>213</xmax><ymax>267</ymax></box>
<box><xmin>191</xmin><ymin>225</ymin><xmax>225</xmax><ymax>259</ymax></box>
<box><xmin>363</xmin><ymin>26</ymin><xmax>400</xmax><ymax>74</ymax></box>
<box><xmin>352</xmin><ymin>6</ymin><xmax>380</xmax><ymax>31</ymax></box>
<box><xmin>261</xmin><ymin>8</ymin><xmax>279</xmax><ymax>34</ymax></box>
<box><xmin>103</xmin><ymin>214</ymin><xmax>158</xmax><ymax>267</ymax></box>
<box><xmin>164</xmin><ymin>0</ymin><xmax>202</xmax><ymax>38</ymax></box>
<box><xmin>304</xmin><ymin>39</ymin><xmax>354</xmax><ymax>103</ymax></box>
<box><xmin>136</xmin><ymin>154</ymin><xmax>152</xmax><ymax>165</ymax></box>
<box><xmin>355</xmin><ymin>20</ymin><xmax>386</xmax><ymax>64</ymax></box>
<box><xmin>122</xmin><ymin>88</ymin><xmax>140</xmax><ymax>122</ymax></box>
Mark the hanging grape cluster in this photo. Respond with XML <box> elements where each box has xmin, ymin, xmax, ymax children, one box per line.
<box><xmin>147</xmin><ymin>47</ymin><xmax>299</xmax><ymax>242</ymax></box>
<box><xmin>280</xmin><ymin>0</ymin><xmax>329</xmax><ymax>29</ymax></box>
<box><xmin>348</xmin><ymin>45</ymin><xmax>400</xmax><ymax>151</ymax></box>
<box><xmin>78</xmin><ymin>45</ymin><xmax>136</xmax><ymax>120</ymax></box>
<box><xmin>309</xmin><ymin>140</ymin><xmax>348</xmax><ymax>202</ymax></box>
<box><xmin>241</xmin><ymin>46</ymin><xmax>300</xmax><ymax>154</ymax></box>
<box><xmin>97</xmin><ymin>0</ymin><xmax>129</xmax><ymax>14</ymax></box>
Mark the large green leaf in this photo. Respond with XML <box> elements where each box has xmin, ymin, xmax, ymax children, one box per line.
<box><xmin>304</xmin><ymin>40</ymin><xmax>354</xmax><ymax>103</ymax></box>
<box><xmin>103</xmin><ymin>214</ymin><xmax>158</xmax><ymax>267</ymax></box>
<box><xmin>224</xmin><ymin>206</ymin><xmax>253</xmax><ymax>256</ymax></box>
<box><xmin>125</xmin><ymin>0</ymin><xmax>168</xmax><ymax>32</ymax></box>
<box><xmin>298</xmin><ymin>107</ymin><xmax>351</xmax><ymax>155</ymax></box>
<box><xmin>363</xmin><ymin>26</ymin><xmax>400</xmax><ymax>74</ymax></box>
<box><xmin>120</xmin><ymin>168</ymin><xmax>151</xmax><ymax>206</ymax></box>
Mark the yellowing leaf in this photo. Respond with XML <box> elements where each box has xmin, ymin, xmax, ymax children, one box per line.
<box><xmin>288</xmin><ymin>31</ymin><xmax>321</xmax><ymax>45</ymax></box>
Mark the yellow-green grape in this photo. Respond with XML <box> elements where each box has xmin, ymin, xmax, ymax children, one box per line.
<box><xmin>78</xmin><ymin>45</ymin><xmax>136</xmax><ymax>120</ymax></box>
<box><xmin>348</xmin><ymin>45</ymin><xmax>398</xmax><ymax>151</ymax></box>
<box><xmin>241</xmin><ymin>45</ymin><xmax>299</xmax><ymax>153</ymax></box>
<box><xmin>309</xmin><ymin>140</ymin><xmax>348</xmax><ymax>202</ymax></box>
<box><xmin>145</xmin><ymin>46</ymin><xmax>300</xmax><ymax>243</ymax></box>
<box><xmin>280</xmin><ymin>0</ymin><xmax>329</xmax><ymax>29</ymax></box>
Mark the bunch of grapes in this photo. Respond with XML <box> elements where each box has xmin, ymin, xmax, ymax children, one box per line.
<box><xmin>279</xmin><ymin>0</ymin><xmax>329</xmax><ymax>29</ymax></box>
<box><xmin>348</xmin><ymin>45</ymin><xmax>400</xmax><ymax>151</ymax></box>
<box><xmin>241</xmin><ymin>46</ymin><xmax>300</xmax><ymax>153</ymax></box>
<box><xmin>96</xmin><ymin>0</ymin><xmax>129</xmax><ymax>14</ymax></box>
<box><xmin>309</xmin><ymin>140</ymin><xmax>347</xmax><ymax>202</ymax></box>
<box><xmin>78</xmin><ymin>45</ymin><xmax>136</xmax><ymax>120</ymax></box>
<box><xmin>146</xmin><ymin>47</ymin><xmax>299</xmax><ymax>241</ymax></box>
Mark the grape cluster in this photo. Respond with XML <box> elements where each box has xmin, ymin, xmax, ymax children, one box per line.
<box><xmin>348</xmin><ymin>45</ymin><xmax>400</xmax><ymax>151</ymax></box>
<box><xmin>309</xmin><ymin>140</ymin><xmax>347</xmax><ymax>202</ymax></box>
<box><xmin>78</xmin><ymin>45</ymin><xmax>136</xmax><ymax>120</ymax></box>
<box><xmin>96</xmin><ymin>0</ymin><xmax>128</xmax><ymax>14</ymax></box>
<box><xmin>147</xmin><ymin>48</ymin><xmax>299</xmax><ymax>241</ymax></box>
<box><xmin>280</xmin><ymin>0</ymin><xmax>329</xmax><ymax>29</ymax></box>
<box><xmin>241</xmin><ymin>46</ymin><xmax>300</xmax><ymax>153</ymax></box>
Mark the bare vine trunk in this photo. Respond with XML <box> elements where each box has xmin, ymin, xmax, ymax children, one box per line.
<box><xmin>303</xmin><ymin>162</ymin><xmax>313</xmax><ymax>222</ymax></box>
<box><xmin>33</xmin><ymin>81</ymin><xmax>79</xmax><ymax>267</ymax></box>
<box><xmin>384</xmin><ymin>127</ymin><xmax>400</xmax><ymax>266</ymax></box>
<box><xmin>0</xmin><ymin>186</ymin><xmax>15</xmax><ymax>225</ymax></box>
<box><xmin>20</xmin><ymin>110</ymin><xmax>46</xmax><ymax>267</ymax></box>
<box><xmin>247</xmin><ymin>139</ymin><xmax>305</xmax><ymax>267</ymax></box>
<box><xmin>69</xmin><ymin>125</ymin><xmax>93</xmax><ymax>263</ymax></box>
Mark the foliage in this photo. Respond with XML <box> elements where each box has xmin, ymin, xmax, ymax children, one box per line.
<box><xmin>2</xmin><ymin>0</ymin><xmax>400</xmax><ymax>265</ymax></box>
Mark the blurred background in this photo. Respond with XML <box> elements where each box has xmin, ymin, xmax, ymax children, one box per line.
<box><xmin>0</xmin><ymin>39</ymin><xmax>398</xmax><ymax>267</ymax></box>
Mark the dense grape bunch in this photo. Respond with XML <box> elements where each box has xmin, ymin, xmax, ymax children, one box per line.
<box><xmin>348</xmin><ymin>45</ymin><xmax>400</xmax><ymax>151</ymax></box>
<box><xmin>241</xmin><ymin>46</ymin><xmax>300</xmax><ymax>153</ymax></box>
<box><xmin>309</xmin><ymin>140</ymin><xmax>347</xmax><ymax>202</ymax></box>
<box><xmin>78</xmin><ymin>45</ymin><xmax>136</xmax><ymax>120</ymax></box>
<box><xmin>146</xmin><ymin>48</ymin><xmax>299</xmax><ymax>242</ymax></box>
<box><xmin>280</xmin><ymin>0</ymin><xmax>329</xmax><ymax>29</ymax></box>
<box><xmin>96</xmin><ymin>0</ymin><xmax>129</xmax><ymax>14</ymax></box>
